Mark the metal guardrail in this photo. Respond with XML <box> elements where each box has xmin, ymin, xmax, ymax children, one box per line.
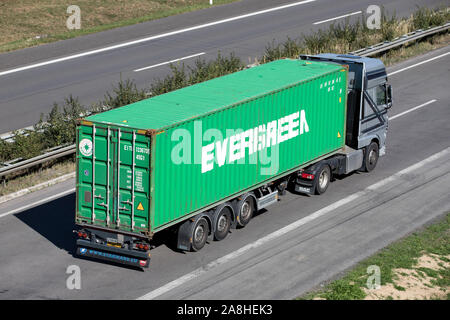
<box><xmin>0</xmin><ymin>125</ymin><xmax>35</xmax><ymax>143</ymax></box>
<box><xmin>1</xmin><ymin>23</ymin><xmax>449</xmax><ymax>178</ymax></box>
<box><xmin>0</xmin><ymin>144</ymin><xmax>75</xmax><ymax>178</ymax></box>
<box><xmin>351</xmin><ymin>22</ymin><xmax>450</xmax><ymax>57</ymax></box>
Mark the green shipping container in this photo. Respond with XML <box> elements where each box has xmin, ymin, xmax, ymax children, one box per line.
<box><xmin>76</xmin><ymin>59</ymin><xmax>348</xmax><ymax>237</ymax></box>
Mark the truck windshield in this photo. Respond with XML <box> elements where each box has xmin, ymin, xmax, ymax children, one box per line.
<box><xmin>367</xmin><ymin>85</ymin><xmax>386</xmax><ymax>106</ymax></box>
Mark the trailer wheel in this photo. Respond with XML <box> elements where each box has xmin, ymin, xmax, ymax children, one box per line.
<box><xmin>236</xmin><ymin>195</ymin><xmax>255</xmax><ymax>227</ymax></box>
<box><xmin>364</xmin><ymin>142</ymin><xmax>379</xmax><ymax>172</ymax></box>
<box><xmin>214</xmin><ymin>206</ymin><xmax>232</xmax><ymax>241</ymax></box>
<box><xmin>191</xmin><ymin>217</ymin><xmax>209</xmax><ymax>252</ymax></box>
<box><xmin>315</xmin><ymin>165</ymin><xmax>331</xmax><ymax>195</ymax></box>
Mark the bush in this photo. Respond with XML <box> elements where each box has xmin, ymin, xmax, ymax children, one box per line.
<box><xmin>103</xmin><ymin>77</ymin><xmax>147</xmax><ymax>109</ymax></box>
<box><xmin>149</xmin><ymin>52</ymin><xmax>243</xmax><ymax>96</ymax></box>
<box><xmin>0</xmin><ymin>95</ymin><xmax>85</xmax><ymax>163</ymax></box>
<box><xmin>412</xmin><ymin>7</ymin><xmax>450</xmax><ymax>30</ymax></box>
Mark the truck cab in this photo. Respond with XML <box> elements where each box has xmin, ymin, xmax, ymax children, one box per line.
<box><xmin>295</xmin><ymin>53</ymin><xmax>393</xmax><ymax>194</ymax></box>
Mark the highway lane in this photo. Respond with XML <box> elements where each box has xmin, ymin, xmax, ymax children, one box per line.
<box><xmin>0</xmin><ymin>48</ymin><xmax>449</xmax><ymax>299</ymax></box>
<box><xmin>0</xmin><ymin>0</ymin><xmax>444</xmax><ymax>132</ymax></box>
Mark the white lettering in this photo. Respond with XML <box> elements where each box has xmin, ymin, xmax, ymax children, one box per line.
<box><xmin>216</xmin><ymin>137</ymin><xmax>229</xmax><ymax>167</ymax></box>
<box><xmin>201</xmin><ymin>142</ymin><xmax>214</xmax><ymax>173</ymax></box>
<box><xmin>201</xmin><ymin>109</ymin><xmax>309</xmax><ymax>173</ymax></box>
<box><xmin>300</xmin><ymin>109</ymin><xmax>309</xmax><ymax>134</ymax></box>
<box><xmin>229</xmin><ymin>134</ymin><xmax>241</xmax><ymax>162</ymax></box>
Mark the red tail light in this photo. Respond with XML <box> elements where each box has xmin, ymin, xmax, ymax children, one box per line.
<box><xmin>136</xmin><ymin>243</ymin><xmax>149</xmax><ymax>251</ymax></box>
<box><xmin>77</xmin><ymin>231</ymin><xmax>89</xmax><ymax>239</ymax></box>
<box><xmin>301</xmin><ymin>172</ymin><xmax>315</xmax><ymax>180</ymax></box>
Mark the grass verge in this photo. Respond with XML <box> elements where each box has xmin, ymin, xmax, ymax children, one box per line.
<box><xmin>380</xmin><ymin>32</ymin><xmax>450</xmax><ymax>66</ymax></box>
<box><xmin>299</xmin><ymin>213</ymin><xmax>450</xmax><ymax>300</ymax></box>
<box><xmin>0</xmin><ymin>159</ymin><xmax>75</xmax><ymax>197</ymax></box>
<box><xmin>0</xmin><ymin>0</ymin><xmax>239</xmax><ymax>53</ymax></box>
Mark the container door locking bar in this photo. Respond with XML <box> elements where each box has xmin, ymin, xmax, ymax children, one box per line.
<box><xmin>116</xmin><ymin>128</ymin><xmax>121</xmax><ymax>227</ymax></box>
<box><xmin>131</xmin><ymin>131</ymin><xmax>136</xmax><ymax>230</ymax></box>
<box><xmin>106</xmin><ymin>127</ymin><xmax>111</xmax><ymax>226</ymax></box>
<box><xmin>91</xmin><ymin>124</ymin><xmax>96</xmax><ymax>223</ymax></box>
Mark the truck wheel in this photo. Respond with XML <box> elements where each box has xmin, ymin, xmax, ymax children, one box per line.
<box><xmin>214</xmin><ymin>206</ymin><xmax>232</xmax><ymax>241</ymax></box>
<box><xmin>364</xmin><ymin>142</ymin><xmax>379</xmax><ymax>172</ymax></box>
<box><xmin>191</xmin><ymin>217</ymin><xmax>209</xmax><ymax>252</ymax></box>
<box><xmin>236</xmin><ymin>195</ymin><xmax>254</xmax><ymax>227</ymax></box>
<box><xmin>315</xmin><ymin>165</ymin><xmax>331</xmax><ymax>195</ymax></box>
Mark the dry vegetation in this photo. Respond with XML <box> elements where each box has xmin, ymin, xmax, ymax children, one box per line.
<box><xmin>0</xmin><ymin>159</ymin><xmax>75</xmax><ymax>197</ymax></box>
<box><xmin>263</xmin><ymin>7</ymin><xmax>449</xmax><ymax>61</ymax></box>
<box><xmin>381</xmin><ymin>32</ymin><xmax>450</xmax><ymax>66</ymax></box>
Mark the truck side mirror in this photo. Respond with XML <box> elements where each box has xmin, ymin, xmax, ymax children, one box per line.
<box><xmin>386</xmin><ymin>84</ymin><xmax>393</xmax><ymax>109</ymax></box>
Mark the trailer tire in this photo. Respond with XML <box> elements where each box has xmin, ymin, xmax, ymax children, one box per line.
<box><xmin>315</xmin><ymin>164</ymin><xmax>331</xmax><ymax>195</ymax></box>
<box><xmin>191</xmin><ymin>217</ymin><xmax>209</xmax><ymax>252</ymax></box>
<box><xmin>363</xmin><ymin>141</ymin><xmax>379</xmax><ymax>172</ymax></box>
<box><xmin>213</xmin><ymin>206</ymin><xmax>232</xmax><ymax>241</ymax></box>
<box><xmin>236</xmin><ymin>194</ymin><xmax>255</xmax><ymax>227</ymax></box>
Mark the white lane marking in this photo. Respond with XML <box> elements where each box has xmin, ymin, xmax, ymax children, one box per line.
<box><xmin>137</xmin><ymin>193</ymin><xmax>363</xmax><ymax>300</ymax></box>
<box><xmin>388</xmin><ymin>52</ymin><xmax>450</xmax><ymax>76</ymax></box>
<box><xmin>313</xmin><ymin>11</ymin><xmax>362</xmax><ymax>25</ymax></box>
<box><xmin>0</xmin><ymin>0</ymin><xmax>316</xmax><ymax>77</ymax></box>
<box><xmin>367</xmin><ymin>147</ymin><xmax>450</xmax><ymax>191</ymax></box>
<box><xmin>0</xmin><ymin>188</ymin><xmax>75</xmax><ymax>218</ymax></box>
<box><xmin>137</xmin><ymin>146</ymin><xmax>450</xmax><ymax>300</ymax></box>
<box><xmin>134</xmin><ymin>52</ymin><xmax>206</xmax><ymax>72</ymax></box>
<box><xmin>390</xmin><ymin>99</ymin><xmax>437</xmax><ymax>120</ymax></box>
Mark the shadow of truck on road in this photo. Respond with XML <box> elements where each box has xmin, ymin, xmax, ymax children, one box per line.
<box><xmin>13</xmin><ymin>192</ymin><xmax>183</xmax><ymax>257</ymax></box>
<box><xmin>15</xmin><ymin>193</ymin><xmax>77</xmax><ymax>255</ymax></box>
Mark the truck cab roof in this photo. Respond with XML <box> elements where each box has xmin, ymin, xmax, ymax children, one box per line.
<box><xmin>313</xmin><ymin>53</ymin><xmax>386</xmax><ymax>75</ymax></box>
<box><xmin>300</xmin><ymin>53</ymin><xmax>387</xmax><ymax>89</ymax></box>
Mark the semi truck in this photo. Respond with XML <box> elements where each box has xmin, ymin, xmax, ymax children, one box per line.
<box><xmin>74</xmin><ymin>54</ymin><xmax>392</xmax><ymax>268</ymax></box>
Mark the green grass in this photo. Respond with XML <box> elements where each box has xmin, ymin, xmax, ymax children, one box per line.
<box><xmin>0</xmin><ymin>0</ymin><xmax>239</xmax><ymax>53</ymax></box>
<box><xmin>299</xmin><ymin>213</ymin><xmax>450</xmax><ymax>300</ymax></box>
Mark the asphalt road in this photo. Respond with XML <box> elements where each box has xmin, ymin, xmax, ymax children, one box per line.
<box><xmin>0</xmin><ymin>0</ymin><xmax>445</xmax><ymax>133</ymax></box>
<box><xmin>0</xmin><ymin>47</ymin><xmax>449</xmax><ymax>299</ymax></box>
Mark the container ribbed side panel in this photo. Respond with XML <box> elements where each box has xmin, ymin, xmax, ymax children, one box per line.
<box><xmin>151</xmin><ymin>68</ymin><xmax>347</xmax><ymax>231</ymax></box>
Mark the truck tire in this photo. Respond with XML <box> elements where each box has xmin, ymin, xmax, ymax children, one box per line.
<box><xmin>191</xmin><ymin>217</ymin><xmax>209</xmax><ymax>252</ymax></box>
<box><xmin>236</xmin><ymin>194</ymin><xmax>255</xmax><ymax>227</ymax></box>
<box><xmin>363</xmin><ymin>142</ymin><xmax>379</xmax><ymax>172</ymax></box>
<box><xmin>214</xmin><ymin>206</ymin><xmax>232</xmax><ymax>241</ymax></box>
<box><xmin>315</xmin><ymin>165</ymin><xmax>331</xmax><ymax>195</ymax></box>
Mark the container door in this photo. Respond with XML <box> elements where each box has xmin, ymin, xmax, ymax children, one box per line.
<box><xmin>111</xmin><ymin>127</ymin><xmax>151</xmax><ymax>231</ymax></box>
<box><xmin>76</xmin><ymin>124</ymin><xmax>151</xmax><ymax>233</ymax></box>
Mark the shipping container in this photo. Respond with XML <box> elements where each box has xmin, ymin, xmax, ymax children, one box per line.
<box><xmin>75</xmin><ymin>59</ymin><xmax>348</xmax><ymax>240</ymax></box>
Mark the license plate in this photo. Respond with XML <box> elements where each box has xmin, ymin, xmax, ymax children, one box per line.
<box><xmin>296</xmin><ymin>186</ymin><xmax>311</xmax><ymax>193</ymax></box>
